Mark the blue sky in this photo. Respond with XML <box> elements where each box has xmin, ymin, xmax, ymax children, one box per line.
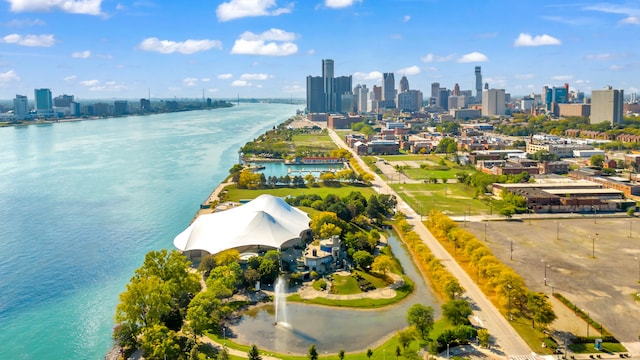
<box><xmin>0</xmin><ymin>0</ymin><xmax>639</xmax><ymax>100</ymax></box>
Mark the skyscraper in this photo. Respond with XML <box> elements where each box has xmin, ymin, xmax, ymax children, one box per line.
<box><xmin>475</xmin><ymin>66</ymin><xmax>482</xmax><ymax>103</ymax></box>
<box><xmin>13</xmin><ymin>94</ymin><xmax>28</xmax><ymax>118</ymax></box>
<box><xmin>34</xmin><ymin>88</ymin><xmax>53</xmax><ymax>117</ymax></box>
<box><xmin>591</xmin><ymin>87</ymin><xmax>623</xmax><ymax>125</ymax></box>
<box><xmin>356</xmin><ymin>85</ymin><xmax>369</xmax><ymax>113</ymax></box>
<box><xmin>322</xmin><ymin>59</ymin><xmax>334</xmax><ymax>112</ymax></box>
<box><xmin>382</xmin><ymin>72</ymin><xmax>396</xmax><ymax>108</ymax></box>
<box><xmin>482</xmin><ymin>88</ymin><xmax>506</xmax><ymax>116</ymax></box>
<box><xmin>399</xmin><ymin>76</ymin><xmax>409</xmax><ymax>93</ymax></box>
<box><xmin>306</xmin><ymin>75</ymin><xmax>324</xmax><ymax>113</ymax></box>
<box><xmin>334</xmin><ymin>75</ymin><xmax>353</xmax><ymax>113</ymax></box>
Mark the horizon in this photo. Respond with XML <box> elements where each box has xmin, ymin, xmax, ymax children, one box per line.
<box><xmin>0</xmin><ymin>0</ymin><xmax>638</xmax><ymax>100</ymax></box>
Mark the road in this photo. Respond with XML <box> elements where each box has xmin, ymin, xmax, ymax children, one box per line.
<box><xmin>323</xmin><ymin>125</ymin><xmax>533</xmax><ymax>357</ymax></box>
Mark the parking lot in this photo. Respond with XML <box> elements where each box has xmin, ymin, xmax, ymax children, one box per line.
<box><xmin>465</xmin><ymin>216</ymin><xmax>640</xmax><ymax>342</ymax></box>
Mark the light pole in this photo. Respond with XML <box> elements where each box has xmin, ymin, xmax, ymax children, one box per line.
<box><xmin>556</xmin><ymin>221</ymin><xmax>560</xmax><ymax>241</ymax></box>
<box><xmin>630</xmin><ymin>218</ymin><xmax>633</xmax><ymax>239</ymax></box>
<box><xmin>507</xmin><ymin>283</ymin><xmax>512</xmax><ymax>321</ymax></box>
<box><xmin>541</xmin><ymin>259</ymin><xmax>548</xmax><ymax>286</ymax></box>
<box><xmin>223</xmin><ymin>326</ymin><xmax>226</xmax><ymax>346</ymax></box>
<box><xmin>510</xmin><ymin>239</ymin><xmax>513</xmax><ymax>261</ymax></box>
<box><xmin>592</xmin><ymin>233</ymin><xmax>597</xmax><ymax>259</ymax></box>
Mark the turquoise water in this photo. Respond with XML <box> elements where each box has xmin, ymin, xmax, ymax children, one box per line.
<box><xmin>0</xmin><ymin>103</ymin><xmax>299</xmax><ymax>359</ymax></box>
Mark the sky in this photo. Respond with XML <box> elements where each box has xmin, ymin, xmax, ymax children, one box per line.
<box><xmin>0</xmin><ymin>0</ymin><xmax>639</xmax><ymax>100</ymax></box>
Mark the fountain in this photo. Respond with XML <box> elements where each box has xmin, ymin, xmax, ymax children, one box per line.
<box><xmin>273</xmin><ymin>275</ymin><xmax>288</xmax><ymax>327</ymax></box>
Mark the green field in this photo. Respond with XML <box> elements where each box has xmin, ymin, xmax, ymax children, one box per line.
<box><xmin>222</xmin><ymin>184</ymin><xmax>377</xmax><ymax>202</ymax></box>
<box><xmin>291</xmin><ymin>133</ymin><xmax>338</xmax><ymax>152</ymax></box>
<box><xmin>390</xmin><ymin>183</ymin><xmax>495</xmax><ymax>216</ymax></box>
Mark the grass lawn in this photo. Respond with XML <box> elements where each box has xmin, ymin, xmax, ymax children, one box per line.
<box><xmin>569</xmin><ymin>342</ymin><xmax>627</xmax><ymax>353</ymax></box>
<box><xmin>291</xmin><ymin>133</ymin><xmax>338</xmax><ymax>152</ymax></box>
<box><xmin>390</xmin><ymin>183</ymin><xmax>491</xmax><ymax>216</ymax></box>
<box><xmin>331</xmin><ymin>273</ymin><xmax>360</xmax><ymax>294</ymax></box>
<box><xmin>223</xmin><ymin>184</ymin><xmax>377</xmax><ymax>202</ymax></box>
<box><xmin>400</xmin><ymin>167</ymin><xmax>471</xmax><ymax>181</ymax></box>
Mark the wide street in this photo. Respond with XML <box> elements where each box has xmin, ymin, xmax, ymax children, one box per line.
<box><xmin>321</xmin><ymin>124</ymin><xmax>533</xmax><ymax>357</ymax></box>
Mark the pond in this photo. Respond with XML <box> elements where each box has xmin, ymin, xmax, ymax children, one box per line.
<box><xmin>228</xmin><ymin>233</ymin><xmax>439</xmax><ymax>354</ymax></box>
<box><xmin>251</xmin><ymin>161</ymin><xmax>346</xmax><ymax>179</ymax></box>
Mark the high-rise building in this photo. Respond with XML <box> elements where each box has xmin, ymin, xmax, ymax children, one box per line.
<box><xmin>544</xmin><ymin>86</ymin><xmax>568</xmax><ymax>112</ymax></box>
<box><xmin>13</xmin><ymin>94</ymin><xmax>28</xmax><ymax>118</ymax></box>
<box><xmin>334</xmin><ymin>75</ymin><xmax>353</xmax><ymax>112</ymax></box>
<box><xmin>306</xmin><ymin>75</ymin><xmax>325</xmax><ymax>113</ymax></box>
<box><xmin>53</xmin><ymin>94</ymin><xmax>74</xmax><ymax>107</ymax></box>
<box><xmin>34</xmin><ymin>88</ymin><xmax>53</xmax><ymax>117</ymax></box>
<box><xmin>356</xmin><ymin>85</ymin><xmax>369</xmax><ymax>113</ymax></box>
<box><xmin>438</xmin><ymin>88</ymin><xmax>450</xmax><ymax>110</ymax></box>
<box><xmin>397</xmin><ymin>90</ymin><xmax>423</xmax><ymax>112</ymax></box>
<box><xmin>453</xmin><ymin>83</ymin><xmax>460</xmax><ymax>96</ymax></box>
<box><xmin>382</xmin><ymin>72</ymin><xmax>396</xmax><ymax>108</ymax></box>
<box><xmin>431</xmin><ymin>82</ymin><xmax>440</xmax><ymax>100</ymax></box>
<box><xmin>482</xmin><ymin>88</ymin><xmax>506</xmax><ymax>116</ymax></box>
<box><xmin>399</xmin><ymin>76</ymin><xmax>409</xmax><ymax>93</ymax></box>
<box><xmin>475</xmin><ymin>66</ymin><xmax>483</xmax><ymax>103</ymax></box>
<box><xmin>591</xmin><ymin>87</ymin><xmax>623</xmax><ymax>125</ymax></box>
<box><xmin>372</xmin><ymin>85</ymin><xmax>382</xmax><ymax>101</ymax></box>
<box><xmin>322</xmin><ymin>59</ymin><xmax>334</xmax><ymax>112</ymax></box>
<box><xmin>114</xmin><ymin>100</ymin><xmax>128</xmax><ymax>115</ymax></box>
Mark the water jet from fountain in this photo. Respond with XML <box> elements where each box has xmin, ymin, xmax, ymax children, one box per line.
<box><xmin>273</xmin><ymin>275</ymin><xmax>288</xmax><ymax>327</ymax></box>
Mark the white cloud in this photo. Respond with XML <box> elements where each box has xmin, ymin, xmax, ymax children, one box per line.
<box><xmin>2</xmin><ymin>18</ymin><xmax>46</xmax><ymax>27</ymax></box>
<box><xmin>216</xmin><ymin>0</ymin><xmax>292</xmax><ymax>22</ymax></box>
<box><xmin>72</xmin><ymin>50</ymin><xmax>91</xmax><ymax>58</ymax></box>
<box><xmin>575</xmin><ymin>79</ymin><xmax>591</xmax><ymax>85</ymax></box>
<box><xmin>609</xmin><ymin>65</ymin><xmax>624</xmax><ymax>71</ymax></box>
<box><xmin>138</xmin><ymin>37</ymin><xmax>222</xmax><ymax>54</ymax></box>
<box><xmin>183</xmin><ymin>77</ymin><xmax>199</xmax><ymax>87</ymax></box>
<box><xmin>80</xmin><ymin>79</ymin><xmax>100</xmax><ymax>87</ymax></box>
<box><xmin>551</xmin><ymin>75</ymin><xmax>573</xmax><ymax>81</ymax></box>
<box><xmin>0</xmin><ymin>70</ymin><xmax>20</xmax><ymax>86</ymax></box>
<box><xmin>396</xmin><ymin>65</ymin><xmax>420</xmax><ymax>76</ymax></box>
<box><xmin>621</xmin><ymin>16</ymin><xmax>640</xmax><ymax>24</ymax></box>
<box><xmin>585</xmin><ymin>53</ymin><xmax>616</xmax><ymax>61</ymax></box>
<box><xmin>325</xmin><ymin>0</ymin><xmax>361</xmax><ymax>9</ymax></box>
<box><xmin>64</xmin><ymin>75</ymin><xmax>77</xmax><ymax>81</ymax></box>
<box><xmin>307</xmin><ymin>49</ymin><xmax>316</xmax><ymax>55</ymax></box>
<box><xmin>240</xmin><ymin>73</ymin><xmax>270</xmax><ymax>80</ymax></box>
<box><xmin>232</xmin><ymin>80</ymin><xmax>251</xmax><ymax>87</ymax></box>
<box><xmin>7</xmin><ymin>0</ymin><xmax>103</xmax><ymax>15</ymax></box>
<box><xmin>1</xmin><ymin>33</ymin><xmax>55</xmax><ymax>47</ymax></box>
<box><xmin>201</xmin><ymin>78</ymin><xmax>210</xmax><ymax>82</ymax></box>
<box><xmin>218</xmin><ymin>73</ymin><xmax>233</xmax><ymax>79</ymax></box>
<box><xmin>420</xmin><ymin>53</ymin><xmax>455</xmax><ymax>63</ymax></box>
<box><xmin>515</xmin><ymin>74</ymin><xmax>535</xmax><ymax>80</ymax></box>
<box><xmin>403</xmin><ymin>15</ymin><xmax>410</xmax><ymax>22</ymax></box>
<box><xmin>353</xmin><ymin>71</ymin><xmax>383</xmax><ymax>81</ymax></box>
<box><xmin>514</xmin><ymin>33</ymin><xmax>561</xmax><ymax>47</ymax></box>
<box><xmin>231</xmin><ymin>29</ymin><xmax>298</xmax><ymax>56</ymax></box>
<box><xmin>207</xmin><ymin>88</ymin><xmax>220</xmax><ymax>93</ymax></box>
<box><xmin>457</xmin><ymin>52</ymin><xmax>488</xmax><ymax>63</ymax></box>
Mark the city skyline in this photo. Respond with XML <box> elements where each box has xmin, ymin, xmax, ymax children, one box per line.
<box><xmin>0</xmin><ymin>0</ymin><xmax>639</xmax><ymax>99</ymax></box>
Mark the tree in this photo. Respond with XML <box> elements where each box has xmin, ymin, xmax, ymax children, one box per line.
<box><xmin>395</xmin><ymin>345</ymin><xmax>402</xmax><ymax>360</ymax></box>
<box><xmin>477</xmin><ymin>328</ymin><xmax>490</xmax><ymax>348</ymax></box>
<box><xmin>338</xmin><ymin>348</ymin><xmax>345</xmax><ymax>360</ymax></box>
<box><xmin>139</xmin><ymin>324</ymin><xmax>181</xmax><ymax>360</ymax></box>
<box><xmin>308</xmin><ymin>344</ymin><xmax>319</xmax><ymax>360</ymax></box>
<box><xmin>499</xmin><ymin>206</ymin><xmax>515</xmax><ymax>219</ymax></box>
<box><xmin>218</xmin><ymin>346</ymin><xmax>230</xmax><ymax>360</ymax></box>
<box><xmin>406</xmin><ymin>304</ymin><xmax>435</xmax><ymax>340</ymax></box>
<box><xmin>526</xmin><ymin>292</ymin><xmax>557</xmax><ymax>329</ymax></box>
<box><xmin>444</xmin><ymin>280</ymin><xmax>464</xmax><ymax>300</ymax></box>
<box><xmin>366</xmin><ymin>348</ymin><xmax>373</xmax><ymax>360</ymax></box>
<box><xmin>319</xmin><ymin>222</ymin><xmax>342</xmax><ymax>239</ymax></box>
<box><xmin>248</xmin><ymin>344</ymin><xmax>262</xmax><ymax>360</ymax></box>
<box><xmin>590</xmin><ymin>154</ymin><xmax>605</xmax><ymax>168</ymax></box>
<box><xmin>437</xmin><ymin>137</ymin><xmax>457</xmax><ymax>154</ymax></box>
<box><xmin>372</xmin><ymin>255</ymin><xmax>395</xmax><ymax>275</ymax></box>
<box><xmin>352</xmin><ymin>250</ymin><xmax>374</xmax><ymax>270</ymax></box>
<box><xmin>115</xmin><ymin>275</ymin><xmax>172</xmax><ymax>333</ymax></box>
<box><xmin>397</xmin><ymin>328</ymin><xmax>415</xmax><ymax>349</ymax></box>
<box><xmin>441</xmin><ymin>299</ymin><xmax>473</xmax><ymax>326</ymax></box>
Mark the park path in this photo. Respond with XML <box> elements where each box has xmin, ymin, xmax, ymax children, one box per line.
<box><xmin>321</xmin><ymin>123</ymin><xmax>533</xmax><ymax>357</ymax></box>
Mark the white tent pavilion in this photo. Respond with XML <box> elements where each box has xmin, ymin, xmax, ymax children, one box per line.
<box><xmin>173</xmin><ymin>194</ymin><xmax>310</xmax><ymax>258</ymax></box>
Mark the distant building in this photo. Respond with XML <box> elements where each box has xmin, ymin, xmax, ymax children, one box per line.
<box><xmin>399</xmin><ymin>75</ymin><xmax>409</xmax><ymax>93</ymax></box>
<box><xmin>558</xmin><ymin>103</ymin><xmax>591</xmax><ymax>117</ymax></box>
<box><xmin>53</xmin><ymin>94</ymin><xmax>74</xmax><ymax>107</ymax></box>
<box><xmin>591</xmin><ymin>87</ymin><xmax>623</xmax><ymax>125</ymax></box>
<box><xmin>382</xmin><ymin>72</ymin><xmax>396</xmax><ymax>108</ymax></box>
<box><xmin>13</xmin><ymin>94</ymin><xmax>28</xmax><ymax>118</ymax></box>
<box><xmin>355</xmin><ymin>85</ymin><xmax>369</xmax><ymax>113</ymax></box>
<box><xmin>34</xmin><ymin>88</ymin><xmax>53</xmax><ymax>117</ymax></box>
<box><xmin>140</xmin><ymin>98</ymin><xmax>151</xmax><ymax>112</ymax></box>
<box><xmin>482</xmin><ymin>89</ymin><xmax>506</xmax><ymax>116</ymax></box>
<box><xmin>306</xmin><ymin>59</ymin><xmax>352</xmax><ymax>114</ymax></box>
<box><xmin>475</xmin><ymin>66</ymin><xmax>482</xmax><ymax>103</ymax></box>
<box><xmin>306</xmin><ymin>75</ymin><xmax>325</xmax><ymax>113</ymax></box>
<box><xmin>397</xmin><ymin>90</ymin><xmax>423</xmax><ymax>112</ymax></box>
<box><xmin>114</xmin><ymin>100</ymin><xmax>128</xmax><ymax>116</ymax></box>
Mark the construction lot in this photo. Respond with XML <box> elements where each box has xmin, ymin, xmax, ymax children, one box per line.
<box><xmin>465</xmin><ymin>216</ymin><xmax>640</xmax><ymax>342</ymax></box>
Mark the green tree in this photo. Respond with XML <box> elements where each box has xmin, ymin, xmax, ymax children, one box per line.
<box><xmin>338</xmin><ymin>348</ymin><xmax>345</xmax><ymax>360</ymax></box>
<box><xmin>397</xmin><ymin>328</ymin><xmax>415</xmax><ymax>349</ymax></box>
<box><xmin>248</xmin><ymin>344</ymin><xmax>262</xmax><ymax>360</ymax></box>
<box><xmin>406</xmin><ymin>304</ymin><xmax>435</xmax><ymax>340</ymax></box>
<box><xmin>437</xmin><ymin>137</ymin><xmax>457</xmax><ymax>154</ymax></box>
<box><xmin>590</xmin><ymin>154</ymin><xmax>605</xmax><ymax>168</ymax></box>
<box><xmin>395</xmin><ymin>345</ymin><xmax>402</xmax><ymax>360</ymax></box>
<box><xmin>499</xmin><ymin>206</ymin><xmax>515</xmax><ymax>219</ymax></box>
<box><xmin>139</xmin><ymin>324</ymin><xmax>181</xmax><ymax>360</ymax></box>
<box><xmin>115</xmin><ymin>275</ymin><xmax>172</xmax><ymax>333</ymax></box>
<box><xmin>444</xmin><ymin>280</ymin><xmax>464</xmax><ymax>300</ymax></box>
<box><xmin>308</xmin><ymin>344</ymin><xmax>319</xmax><ymax>360</ymax></box>
<box><xmin>477</xmin><ymin>328</ymin><xmax>490</xmax><ymax>348</ymax></box>
<box><xmin>526</xmin><ymin>292</ymin><xmax>557</xmax><ymax>329</ymax></box>
<box><xmin>371</xmin><ymin>254</ymin><xmax>395</xmax><ymax>275</ymax></box>
<box><xmin>218</xmin><ymin>346</ymin><xmax>230</xmax><ymax>360</ymax></box>
<box><xmin>352</xmin><ymin>250</ymin><xmax>374</xmax><ymax>270</ymax></box>
<box><xmin>366</xmin><ymin>348</ymin><xmax>373</xmax><ymax>360</ymax></box>
<box><xmin>441</xmin><ymin>299</ymin><xmax>473</xmax><ymax>326</ymax></box>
